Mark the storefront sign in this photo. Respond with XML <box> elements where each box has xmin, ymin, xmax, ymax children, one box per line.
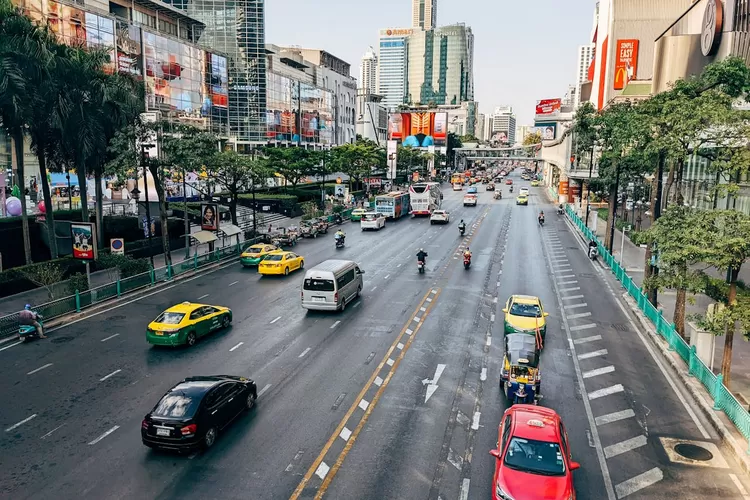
<box><xmin>570</xmin><ymin>183</ymin><xmax>581</xmax><ymax>200</ymax></box>
<box><xmin>558</xmin><ymin>180</ymin><xmax>569</xmax><ymax>196</ymax></box>
<box><xmin>381</xmin><ymin>28</ymin><xmax>414</xmax><ymax>37</ymax></box>
<box><xmin>614</xmin><ymin>40</ymin><xmax>639</xmax><ymax>90</ymax></box>
<box><xmin>701</xmin><ymin>0</ymin><xmax>723</xmax><ymax>56</ymax></box>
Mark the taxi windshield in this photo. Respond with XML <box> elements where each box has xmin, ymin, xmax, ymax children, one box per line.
<box><xmin>155</xmin><ymin>312</ymin><xmax>185</xmax><ymax>324</ymax></box>
<box><xmin>510</xmin><ymin>303</ymin><xmax>541</xmax><ymax>318</ymax></box>
<box><xmin>504</xmin><ymin>437</ymin><xmax>565</xmax><ymax>476</ymax></box>
<box><xmin>265</xmin><ymin>254</ymin><xmax>284</xmax><ymax>261</ymax></box>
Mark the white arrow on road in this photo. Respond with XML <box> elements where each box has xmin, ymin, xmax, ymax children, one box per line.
<box><xmin>422</xmin><ymin>364</ymin><xmax>447</xmax><ymax>403</ymax></box>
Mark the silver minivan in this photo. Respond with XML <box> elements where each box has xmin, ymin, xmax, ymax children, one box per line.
<box><xmin>301</xmin><ymin>259</ymin><xmax>365</xmax><ymax>311</ymax></box>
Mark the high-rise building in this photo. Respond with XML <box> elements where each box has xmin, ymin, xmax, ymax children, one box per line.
<box><xmin>574</xmin><ymin>43</ymin><xmax>594</xmax><ymax>108</ymax></box>
<box><xmin>356</xmin><ymin>90</ymin><xmax>388</xmax><ymax>144</ymax></box>
<box><xmin>360</xmin><ymin>46</ymin><xmax>378</xmax><ymax>94</ymax></box>
<box><xmin>476</xmin><ymin>113</ymin><xmax>485</xmax><ymax>142</ymax></box>
<box><xmin>490</xmin><ymin>106</ymin><xmax>516</xmax><ymax>144</ymax></box>
<box><xmin>405</xmin><ymin>24</ymin><xmax>474</xmax><ymax>106</ymax></box>
<box><xmin>412</xmin><ymin>0</ymin><xmax>437</xmax><ymax>30</ymax></box>
<box><xmin>377</xmin><ymin>28</ymin><xmax>414</xmax><ymax>110</ymax></box>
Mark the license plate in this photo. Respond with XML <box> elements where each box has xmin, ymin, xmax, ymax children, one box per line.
<box><xmin>156</xmin><ymin>428</ymin><xmax>170</xmax><ymax>436</ymax></box>
<box><xmin>313</xmin><ymin>297</ymin><xmax>325</xmax><ymax>302</ymax></box>
<box><xmin>154</xmin><ymin>331</ymin><xmax>163</xmax><ymax>336</ymax></box>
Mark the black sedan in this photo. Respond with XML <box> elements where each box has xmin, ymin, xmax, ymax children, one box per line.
<box><xmin>142</xmin><ymin>375</ymin><xmax>258</xmax><ymax>452</ymax></box>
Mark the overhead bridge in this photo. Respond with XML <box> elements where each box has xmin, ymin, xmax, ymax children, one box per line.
<box><xmin>454</xmin><ymin>146</ymin><xmax>542</xmax><ymax>168</ymax></box>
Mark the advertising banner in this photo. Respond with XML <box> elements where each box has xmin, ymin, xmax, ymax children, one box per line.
<box><xmin>535</xmin><ymin>99</ymin><xmax>562</xmax><ymax>117</ymax></box>
<box><xmin>388</xmin><ymin>112</ymin><xmax>447</xmax><ymax>146</ymax></box>
<box><xmin>570</xmin><ymin>183</ymin><xmax>581</xmax><ymax>200</ymax></box>
<box><xmin>115</xmin><ymin>20</ymin><xmax>142</xmax><ymax>78</ymax></box>
<box><xmin>387</xmin><ymin>140</ymin><xmax>398</xmax><ymax>180</ymax></box>
<box><xmin>614</xmin><ymin>39</ymin><xmax>639</xmax><ymax>90</ymax></box>
<box><xmin>532</xmin><ymin>123</ymin><xmax>557</xmax><ymax>140</ymax></box>
<box><xmin>71</xmin><ymin>223</ymin><xmax>97</xmax><ymax>261</ymax></box>
<box><xmin>110</xmin><ymin>238</ymin><xmax>124</xmax><ymax>255</ymax></box>
<box><xmin>433</xmin><ymin>112</ymin><xmax>447</xmax><ymax>141</ymax></box>
<box><xmin>201</xmin><ymin>203</ymin><xmax>219</xmax><ymax>231</ymax></box>
<box><xmin>558</xmin><ymin>180</ymin><xmax>570</xmax><ymax>196</ymax></box>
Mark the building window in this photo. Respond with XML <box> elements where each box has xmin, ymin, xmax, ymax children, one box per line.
<box><xmin>132</xmin><ymin>9</ymin><xmax>156</xmax><ymax>28</ymax></box>
<box><xmin>158</xmin><ymin>19</ymin><xmax>178</xmax><ymax>36</ymax></box>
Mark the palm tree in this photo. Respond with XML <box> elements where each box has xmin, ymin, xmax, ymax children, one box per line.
<box><xmin>0</xmin><ymin>0</ymin><xmax>52</xmax><ymax>263</ymax></box>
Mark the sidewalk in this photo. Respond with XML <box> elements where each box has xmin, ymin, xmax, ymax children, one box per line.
<box><xmin>592</xmin><ymin>217</ymin><xmax>750</xmax><ymax>403</ymax></box>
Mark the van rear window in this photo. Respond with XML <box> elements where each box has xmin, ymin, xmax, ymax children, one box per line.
<box><xmin>304</xmin><ymin>278</ymin><xmax>335</xmax><ymax>291</ymax></box>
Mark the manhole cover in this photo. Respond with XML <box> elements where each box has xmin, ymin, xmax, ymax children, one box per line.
<box><xmin>50</xmin><ymin>336</ymin><xmax>74</xmax><ymax>344</ymax></box>
<box><xmin>674</xmin><ymin>443</ymin><xmax>713</xmax><ymax>461</ymax></box>
<box><xmin>612</xmin><ymin>323</ymin><xmax>630</xmax><ymax>332</ymax></box>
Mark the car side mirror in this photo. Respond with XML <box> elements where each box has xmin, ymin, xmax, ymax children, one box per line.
<box><xmin>502</xmin><ymin>308</ymin><xmax>508</xmax><ymax>313</ymax></box>
<box><xmin>570</xmin><ymin>461</ymin><xmax>581</xmax><ymax>471</ymax></box>
<box><xmin>359</xmin><ymin>270</ymin><xmax>365</xmax><ymax>274</ymax></box>
<box><xmin>489</xmin><ymin>449</ymin><xmax>502</xmax><ymax>459</ymax></box>
<box><xmin>544</xmin><ymin>312</ymin><xmax>549</xmax><ymax>317</ymax></box>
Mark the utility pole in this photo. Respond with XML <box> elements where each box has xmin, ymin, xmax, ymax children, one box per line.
<box><xmin>647</xmin><ymin>151</ymin><xmax>665</xmax><ymax>306</ymax></box>
<box><xmin>141</xmin><ymin>145</ymin><xmax>155</xmax><ymax>269</ymax></box>
<box><xmin>584</xmin><ymin>146</ymin><xmax>595</xmax><ymax>228</ymax></box>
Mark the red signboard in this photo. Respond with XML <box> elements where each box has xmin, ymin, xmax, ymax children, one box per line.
<box><xmin>535</xmin><ymin>99</ymin><xmax>562</xmax><ymax>116</ymax></box>
<box><xmin>614</xmin><ymin>39</ymin><xmax>639</xmax><ymax>90</ymax></box>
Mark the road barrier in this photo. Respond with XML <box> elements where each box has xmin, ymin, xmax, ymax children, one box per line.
<box><xmin>0</xmin><ymin>208</ymin><xmax>353</xmax><ymax>341</ymax></box>
<box><xmin>565</xmin><ymin>205</ymin><xmax>750</xmax><ymax>452</ymax></box>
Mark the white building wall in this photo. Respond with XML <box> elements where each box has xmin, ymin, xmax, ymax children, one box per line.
<box><xmin>359</xmin><ymin>47</ymin><xmax>378</xmax><ymax>94</ymax></box>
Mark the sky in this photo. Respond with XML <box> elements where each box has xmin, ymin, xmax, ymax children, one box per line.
<box><xmin>266</xmin><ymin>0</ymin><xmax>594</xmax><ymax>126</ymax></box>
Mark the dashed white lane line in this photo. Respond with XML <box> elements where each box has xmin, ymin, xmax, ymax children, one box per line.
<box><xmin>99</xmin><ymin>369</ymin><xmax>121</xmax><ymax>382</ymax></box>
<box><xmin>40</xmin><ymin>423</ymin><xmax>65</xmax><ymax>439</ymax></box>
<box><xmin>257</xmin><ymin>384</ymin><xmax>272</xmax><ymax>398</ymax></box>
<box><xmin>397</xmin><ymin>263</ymin><xmax>402</xmax><ymax>268</ymax></box>
<box><xmin>567</xmin><ymin>312</ymin><xmax>592</xmax><ymax>319</ymax></box>
<box><xmin>564</xmin><ymin>303</ymin><xmax>588</xmax><ymax>310</ymax></box>
<box><xmin>384</xmin><ymin>274</ymin><xmax>390</xmax><ymax>280</ymax></box>
<box><xmin>197</xmin><ymin>293</ymin><xmax>210</xmax><ymax>300</ymax></box>
<box><xmin>570</xmin><ymin>323</ymin><xmax>597</xmax><ymax>332</ymax></box>
<box><xmin>588</xmin><ymin>384</ymin><xmax>625</xmax><ymax>400</ymax></box>
<box><xmin>557</xmin><ymin>274</ymin><xmax>576</xmax><ymax>278</ymax></box>
<box><xmin>729</xmin><ymin>473</ymin><xmax>750</xmax><ymax>500</ymax></box>
<box><xmin>420</xmin><ymin>306</ymin><xmax>427</xmax><ymax>312</ymax></box>
<box><xmin>371</xmin><ymin>286</ymin><xmax>378</xmax><ymax>292</ymax></box>
<box><xmin>359</xmin><ymin>399</ymin><xmax>370</xmax><ymax>411</ymax></box>
<box><xmin>493</xmin><ymin>297</ymin><xmax>498</xmax><ymax>303</ymax></box>
<box><xmin>490</xmin><ymin>313</ymin><xmax>495</xmax><ymax>322</ymax></box>
<box><xmin>88</xmin><ymin>425</ymin><xmax>120</xmax><ymax>445</ymax></box>
<box><xmin>229</xmin><ymin>342</ymin><xmax>243</xmax><ymax>352</ymax></box>
<box><xmin>562</xmin><ymin>294</ymin><xmax>585</xmax><ymax>300</ymax></box>
<box><xmin>604</xmin><ymin>435</ymin><xmax>648</xmax><ymax>459</ymax></box>
<box><xmin>583</xmin><ymin>366</ymin><xmax>616</xmax><ymax>379</ymax></box>
<box><xmin>560</xmin><ymin>286</ymin><xmax>581</xmax><ymax>292</ymax></box>
<box><xmin>339</xmin><ymin>427</ymin><xmax>352</xmax><ymax>442</ymax></box>
<box><xmin>101</xmin><ymin>333</ymin><xmax>120</xmax><ymax>342</ymax></box>
<box><xmin>0</xmin><ymin>341</ymin><xmax>22</xmax><ymax>352</ymax></box>
<box><xmin>471</xmin><ymin>411</ymin><xmax>481</xmax><ymax>430</ymax></box>
<box><xmin>615</xmin><ymin>468</ymin><xmax>663</xmax><ymax>499</ymax></box>
<box><xmin>480</xmin><ymin>367</ymin><xmax>487</xmax><ymax>381</ymax></box>
<box><xmin>228</xmin><ymin>280</ymin><xmax>239</xmax><ymax>287</ymax></box>
<box><xmin>486</xmin><ymin>336</ymin><xmax>492</xmax><ymax>346</ymax></box>
<box><xmin>459</xmin><ymin>478</ymin><xmax>471</xmax><ymax>500</ymax></box>
<box><xmin>270</xmin><ymin>316</ymin><xmax>281</xmax><ymax>324</ymax></box>
<box><xmin>558</xmin><ymin>280</ymin><xmax>578</xmax><ymax>285</ymax></box>
<box><xmin>298</xmin><ymin>347</ymin><xmax>311</xmax><ymax>358</ymax></box>
<box><xmin>27</xmin><ymin>363</ymin><xmax>53</xmax><ymax>375</ymax></box>
<box><xmin>331</xmin><ymin>321</ymin><xmax>341</xmax><ymax>329</ymax></box>
<box><xmin>6</xmin><ymin>414</ymin><xmax>37</xmax><ymax>432</ymax></box>
<box><xmin>315</xmin><ymin>461</ymin><xmax>330</xmax><ymax>480</ymax></box>
<box><xmin>578</xmin><ymin>349</ymin><xmax>608</xmax><ymax>360</ymax></box>
<box><xmin>574</xmin><ymin>335</ymin><xmax>602</xmax><ymax>344</ymax></box>
<box><xmin>595</xmin><ymin>409</ymin><xmax>635</xmax><ymax>426</ymax></box>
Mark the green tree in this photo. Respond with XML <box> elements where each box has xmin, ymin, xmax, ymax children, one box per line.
<box><xmin>396</xmin><ymin>146</ymin><xmax>425</xmax><ymax>180</ymax></box>
<box><xmin>264</xmin><ymin>148</ymin><xmax>317</xmax><ymax>191</ymax></box>
<box><xmin>447</xmin><ymin>132</ymin><xmax>462</xmax><ymax>169</ymax></box>
<box><xmin>208</xmin><ymin>150</ymin><xmax>257</xmax><ymax>225</ymax></box>
<box><xmin>330</xmin><ymin>142</ymin><xmax>381</xmax><ymax>190</ymax></box>
<box><xmin>522</xmin><ymin>132</ymin><xmax>542</xmax><ymax>146</ymax></box>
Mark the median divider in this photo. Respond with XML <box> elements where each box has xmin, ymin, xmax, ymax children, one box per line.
<box><xmin>564</xmin><ymin>204</ymin><xmax>750</xmax><ymax>457</ymax></box>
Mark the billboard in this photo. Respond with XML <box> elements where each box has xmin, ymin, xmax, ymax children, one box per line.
<box><xmin>115</xmin><ymin>20</ymin><xmax>142</xmax><ymax>78</ymax></box>
<box><xmin>388</xmin><ymin>112</ymin><xmax>448</xmax><ymax>147</ymax></box>
<box><xmin>535</xmin><ymin>99</ymin><xmax>562</xmax><ymax>117</ymax></box>
<box><xmin>201</xmin><ymin>203</ymin><xmax>219</xmax><ymax>231</ymax></box>
<box><xmin>614</xmin><ymin>39</ymin><xmax>639</xmax><ymax>90</ymax></box>
<box><xmin>71</xmin><ymin>223</ymin><xmax>97</xmax><ymax>261</ymax></box>
<box><xmin>532</xmin><ymin>123</ymin><xmax>557</xmax><ymax>141</ymax></box>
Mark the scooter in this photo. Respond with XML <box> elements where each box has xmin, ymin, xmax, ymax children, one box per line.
<box><xmin>19</xmin><ymin>317</ymin><xmax>44</xmax><ymax>343</ymax></box>
<box><xmin>417</xmin><ymin>260</ymin><xmax>425</xmax><ymax>274</ymax></box>
<box><xmin>538</xmin><ymin>216</ymin><xmax>545</xmax><ymax>227</ymax></box>
<box><xmin>557</xmin><ymin>205</ymin><xmax>564</xmax><ymax>215</ymax></box>
<box><xmin>335</xmin><ymin>234</ymin><xmax>345</xmax><ymax>249</ymax></box>
<box><xmin>463</xmin><ymin>255</ymin><xmax>472</xmax><ymax>270</ymax></box>
<box><xmin>588</xmin><ymin>245</ymin><xmax>598</xmax><ymax>261</ymax></box>
<box><xmin>459</xmin><ymin>225</ymin><xmax>466</xmax><ymax>236</ymax></box>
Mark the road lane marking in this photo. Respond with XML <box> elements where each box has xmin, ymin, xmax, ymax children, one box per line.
<box><xmin>560</xmin><ymin>286</ymin><xmax>581</xmax><ymax>292</ymax></box>
<box><xmin>414</xmin><ymin>316</ymin><xmax>421</xmax><ymax>322</ymax></box>
<box><xmin>298</xmin><ymin>347</ymin><xmax>311</xmax><ymax>358</ymax></box>
<box><xmin>405</xmin><ymin>328</ymin><xmax>413</xmax><ymax>335</ymax></box>
<box><xmin>570</xmin><ymin>323</ymin><xmax>597</xmax><ymax>332</ymax></box>
<box><xmin>371</xmin><ymin>286</ymin><xmax>378</xmax><ymax>292</ymax></box>
<box><xmin>0</xmin><ymin>341</ymin><xmax>22</xmax><ymax>352</ymax></box>
<box><xmin>384</xmin><ymin>274</ymin><xmax>390</xmax><ymax>279</ymax></box>
<box><xmin>197</xmin><ymin>293</ymin><xmax>209</xmax><ymax>300</ymax></box>
<box><xmin>101</xmin><ymin>333</ymin><xmax>120</xmax><ymax>342</ymax></box>
<box><xmin>567</xmin><ymin>312</ymin><xmax>592</xmax><ymax>319</ymax></box>
<box><xmin>493</xmin><ymin>297</ymin><xmax>498</xmax><ymax>303</ymax></box>
<box><xmin>290</xmin><ymin>288</ymin><xmax>441</xmax><ymax>499</ymax></box>
<box><xmin>99</xmin><ymin>369</ymin><xmax>121</xmax><ymax>381</ymax></box>
<box><xmin>459</xmin><ymin>478</ymin><xmax>471</xmax><ymax>500</ymax></box>
<box><xmin>562</xmin><ymin>295</ymin><xmax>585</xmax><ymax>300</ymax></box>
<box><xmin>386</xmin><ymin>358</ymin><xmax>395</xmax><ymax>366</ymax></box>
<box><xmin>490</xmin><ymin>314</ymin><xmax>495</xmax><ymax>322</ymax></box>
<box><xmin>578</xmin><ymin>348</ymin><xmax>608</xmax><ymax>360</ymax></box>
<box><xmin>588</xmin><ymin>384</ymin><xmax>625</xmax><ymax>400</ymax></box>
<box><xmin>270</xmin><ymin>316</ymin><xmax>281</xmax><ymax>324</ymax></box>
<box><xmin>615</xmin><ymin>468</ymin><xmax>663</xmax><ymax>499</ymax></box>
<box><xmin>229</xmin><ymin>342</ymin><xmax>243</xmax><ymax>352</ymax></box>
<box><xmin>595</xmin><ymin>409</ymin><xmax>635</xmax><ymax>426</ymax></box>
<box><xmin>88</xmin><ymin>425</ymin><xmax>120</xmax><ymax>445</ymax></box>
<box><xmin>729</xmin><ymin>474</ymin><xmax>750</xmax><ymax>499</ymax></box>
<box><xmin>559</xmin><ymin>280</ymin><xmax>578</xmax><ymax>285</ymax></box>
<box><xmin>258</xmin><ymin>384</ymin><xmax>271</xmax><ymax>398</ymax></box>
<box><xmin>486</xmin><ymin>336</ymin><xmax>492</xmax><ymax>346</ymax></box>
<box><xmin>574</xmin><ymin>335</ymin><xmax>602</xmax><ymax>344</ymax></box>
<box><xmin>420</xmin><ymin>306</ymin><xmax>426</xmax><ymax>312</ymax></box>
<box><xmin>480</xmin><ymin>367</ymin><xmax>487</xmax><ymax>381</ymax></box>
<box><xmin>315</xmin><ymin>462</ymin><xmax>330</xmax><ymax>480</ymax></box>
<box><xmin>339</xmin><ymin>427</ymin><xmax>352</xmax><ymax>442</ymax></box>
<box><xmin>604</xmin><ymin>435</ymin><xmax>648</xmax><ymax>458</ymax></box>
<box><xmin>397</xmin><ymin>343</ymin><xmax>404</xmax><ymax>350</ymax></box>
<box><xmin>27</xmin><ymin>363</ymin><xmax>53</xmax><ymax>375</ymax></box>
<box><xmin>331</xmin><ymin>321</ymin><xmax>341</xmax><ymax>329</ymax></box>
<box><xmin>40</xmin><ymin>423</ymin><xmax>65</xmax><ymax>439</ymax></box>
<box><xmin>374</xmin><ymin>376</ymin><xmax>383</xmax><ymax>386</ymax></box>
<box><xmin>557</xmin><ymin>274</ymin><xmax>576</xmax><ymax>278</ymax></box>
<box><xmin>583</xmin><ymin>366</ymin><xmax>616</xmax><ymax>378</ymax></box>
<box><xmin>564</xmin><ymin>303</ymin><xmax>588</xmax><ymax>309</ymax></box>
<box><xmin>358</xmin><ymin>399</ymin><xmax>369</xmax><ymax>411</ymax></box>
<box><xmin>397</xmin><ymin>263</ymin><xmax>402</xmax><ymax>267</ymax></box>
<box><xmin>471</xmin><ymin>411</ymin><xmax>481</xmax><ymax>430</ymax></box>
<box><xmin>228</xmin><ymin>281</ymin><xmax>238</xmax><ymax>286</ymax></box>
<box><xmin>6</xmin><ymin>414</ymin><xmax>37</xmax><ymax>432</ymax></box>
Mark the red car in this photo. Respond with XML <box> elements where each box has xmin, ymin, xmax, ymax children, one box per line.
<box><xmin>490</xmin><ymin>405</ymin><xmax>580</xmax><ymax>500</ymax></box>
<box><xmin>505</xmin><ymin>179</ymin><xmax>513</xmax><ymax>185</ymax></box>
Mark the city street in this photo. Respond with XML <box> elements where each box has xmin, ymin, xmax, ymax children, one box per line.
<box><xmin>1</xmin><ymin>172</ymin><xmax>748</xmax><ymax>500</ymax></box>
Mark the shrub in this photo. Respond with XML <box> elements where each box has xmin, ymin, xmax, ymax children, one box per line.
<box><xmin>67</xmin><ymin>273</ymin><xmax>90</xmax><ymax>295</ymax></box>
<box><xmin>21</xmin><ymin>262</ymin><xmax>65</xmax><ymax>300</ymax></box>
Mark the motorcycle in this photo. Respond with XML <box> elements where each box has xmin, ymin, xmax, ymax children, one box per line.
<box><xmin>459</xmin><ymin>225</ymin><xmax>466</xmax><ymax>236</ymax></box>
<box><xmin>588</xmin><ymin>245</ymin><xmax>598</xmax><ymax>261</ymax></box>
<box><xmin>509</xmin><ymin>186</ymin><xmax>514</xmax><ymax>193</ymax></box>
<box><xmin>334</xmin><ymin>234</ymin><xmax>345</xmax><ymax>249</ymax></box>
<box><xmin>538</xmin><ymin>216</ymin><xmax>545</xmax><ymax>227</ymax></box>
<box><xmin>417</xmin><ymin>260</ymin><xmax>425</xmax><ymax>274</ymax></box>
<box><xmin>557</xmin><ymin>206</ymin><xmax>564</xmax><ymax>215</ymax></box>
<box><xmin>463</xmin><ymin>254</ymin><xmax>472</xmax><ymax>270</ymax></box>
<box><xmin>19</xmin><ymin>316</ymin><xmax>44</xmax><ymax>343</ymax></box>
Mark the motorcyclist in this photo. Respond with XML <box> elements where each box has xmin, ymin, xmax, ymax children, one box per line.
<box><xmin>463</xmin><ymin>247</ymin><xmax>472</xmax><ymax>260</ymax></box>
<box><xmin>538</xmin><ymin>210</ymin><xmax>545</xmax><ymax>223</ymax></box>
<box><xmin>458</xmin><ymin>219</ymin><xmax>466</xmax><ymax>232</ymax></box>
<box><xmin>588</xmin><ymin>239</ymin><xmax>598</xmax><ymax>257</ymax></box>
<box><xmin>335</xmin><ymin>229</ymin><xmax>345</xmax><ymax>242</ymax></box>
<box><xmin>557</xmin><ymin>203</ymin><xmax>564</xmax><ymax>214</ymax></box>
<box><xmin>19</xmin><ymin>304</ymin><xmax>46</xmax><ymax>339</ymax></box>
<box><xmin>416</xmin><ymin>248</ymin><xmax>428</xmax><ymax>264</ymax></box>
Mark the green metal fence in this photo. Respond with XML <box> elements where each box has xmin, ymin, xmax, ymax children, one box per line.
<box><xmin>565</xmin><ymin>205</ymin><xmax>750</xmax><ymax>453</ymax></box>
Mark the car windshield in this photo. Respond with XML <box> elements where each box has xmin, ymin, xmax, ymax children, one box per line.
<box><xmin>504</xmin><ymin>437</ymin><xmax>565</xmax><ymax>476</ymax></box>
<box><xmin>246</xmin><ymin>246</ymin><xmax>263</xmax><ymax>253</ymax></box>
<box><xmin>152</xmin><ymin>392</ymin><xmax>199</xmax><ymax>418</ymax></box>
<box><xmin>510</xmin><ymin>303</ymin><xmax>542</xmax><ymax>318</ymax></box>
<box><xmin>265</xmin><ymin>254</ymin><xmax>284</xmax><ymax>261</ymax></box>
<box><xmin>155</xmin><ymin>312</ymin><xmax>185</xmax><ymax>324</ymax></box>
<box><xmin>304</xmin><ymin>278</ymin><xmax>335</xmax><ymax>291</ymax></box>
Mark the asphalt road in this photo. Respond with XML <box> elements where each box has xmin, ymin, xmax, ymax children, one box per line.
<box><xmin>2</xmin><ymin>174</ymin><xmax>749</xmax><ymax>500</ymax></box>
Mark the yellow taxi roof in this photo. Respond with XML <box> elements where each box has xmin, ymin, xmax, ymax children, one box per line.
<box><xmin>352</xmin><ymin>208</ymin><xmax>367</xmax><ymax>213</ymax></box>
<box><xmin>247</xmin><ymin>243</ymin><xmax>267</xmax><ymax>250</ymax></box>
<box><xmin>511</xmin><ymin>295</ymin><xmax>540</xmax><ymax>305</ymax></box>
<box><xmin>164</xmin><ymin>302</ymin><xmax>205</xmax><ymax>313</ymax></box>
<box><xmin>266</xmin><ymin>249</ymin><xmax>286</xmax><ymax>255</ymax></box>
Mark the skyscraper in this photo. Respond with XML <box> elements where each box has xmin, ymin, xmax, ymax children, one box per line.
<box><xmin>377</xmin><ymin>28</ymin><xmax>414</xmax><ymax>110</ymax></box>
<box><xmin>490</xmin><ymin>106</ymin><xmax>516</xmax><ymax>144</ymax></box>
<box><xmin>574</xmin><ymin>43</ymin><xmax>594</xmax><ymax>108</ymax></box>
<box><xmin>412</xmin><ymin>0</ymin><xmax>437</xmax><ymax>30</ymax></box>
<box><xmin>360</xmin><ymin>46</ymin><xmax>378</xmax><ymax>94</ymax></box>
<box><xmin>405</xmin><ymin>24</ymin><xmax>474</xmax><ymax>106</ymax></box>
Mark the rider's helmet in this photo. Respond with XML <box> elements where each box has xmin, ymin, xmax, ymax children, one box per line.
<box><xmin>24</xmin><ymin>304</ymin><xmax>31</xmax><ymax>310</ymax></box>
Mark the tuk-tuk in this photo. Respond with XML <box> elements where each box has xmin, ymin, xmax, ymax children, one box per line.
<box><xmin>493</xmin><ymin>190</ymin><xmax>502</xmax><ymax>200</ymax></box>
<box><xmin>486</xmin><ymin>183</ymin><xmax>495</xmax><ymax>191</ymax></box>
<box><xmin>500</xmin><ymin>333</ymin><xmax>541</xmax><ymax>405</ymax></box>
<box><xmin>300</xmin><ymin>220</ymin><xmax>318</xmax><ymax>238</ymax></box>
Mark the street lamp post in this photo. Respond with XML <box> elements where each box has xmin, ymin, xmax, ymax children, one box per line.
<box><xmin>65</xmin><ymin>170</ymin><xmax>72</xmax><ymax>209</ymax></box>
<box><xmin>584</xmin><ymin>147</ymin><xmax>595</xmax><ymax>228</ymax></box>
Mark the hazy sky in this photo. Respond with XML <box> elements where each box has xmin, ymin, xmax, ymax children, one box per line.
<box><xmin>266</xmin><ymin>0</ymin><xmax>594</xmax><ymax>125</ymax></box>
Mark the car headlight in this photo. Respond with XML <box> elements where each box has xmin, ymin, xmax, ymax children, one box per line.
<box><xmin>496</xmin><ymin>484</ymin><xmax>515</xmax><ymax>500</ymax></box>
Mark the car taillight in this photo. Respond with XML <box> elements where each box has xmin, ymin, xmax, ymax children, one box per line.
<box><xmin>141</xmin><ymin>419</ymin><xmax>149</xmax><ymax>430</ymax></box>
<box><xmin>334</xmin><ymin>292</ymin><xmax>338</xmax><ymax>303</ymax></box>
<box><xmin>181</xmin><ymin>424</ymin><xmax>197</xmax><ymax>435</ymax></box>
<box><xmin>301</xmin><ymin>291</ymin><xmax>304</xmax><ymax>299</ymax></box>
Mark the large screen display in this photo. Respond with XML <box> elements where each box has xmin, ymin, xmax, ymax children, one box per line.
<box><xmin>388</xmin><ymin>112</ymin><xmax>448</xmax><ymax>147</ymax></box>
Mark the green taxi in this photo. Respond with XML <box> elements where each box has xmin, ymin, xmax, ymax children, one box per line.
<box><xmin>146</xmin><ymin>302</ymin><xmax>233</xmax><ymax>347</ymax></box>
<box><xmin>516</xmin><ymin>194</ymin><xmax>529</xmax><ymax>205</ymax></box>
<box><xmin>240</xmin><ymin>243</ymin><xmax>278</xmax><ymax>267</ymax></box>
<box><xmin>350</xmin><ymin>208</ymin><xmax>368</xmax><ymax>221</ymax></box>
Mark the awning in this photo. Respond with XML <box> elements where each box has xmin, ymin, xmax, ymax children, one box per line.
<box><xmin>220</xmin><ymin>224</ymin><xmax>243</xmax><ymax>237</ymax></box>
<box><xmin>191</xmin><ymin>231</ymin><xmax>218</xmax><ymax>244</ymax></box>
<box><xmin>49</xmin><ymin>172</ymin><xmax>79</xmax><ymax>187</ymax></box>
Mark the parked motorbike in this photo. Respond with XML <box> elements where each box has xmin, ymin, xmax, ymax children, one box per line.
<box><xmin>588</xmin><ymin>245</ymin><xmax>598</xmax><ymax>261</ymax></box>
<box><xmin>417</xmin><ymin>260</ymin><xmax>425</xmax><ymax>274</ymax></box>
<box><xmin>19</xmin><ymin>317</ymin><xmax>44</xmax><ymax>343</ymax></box>
<box><xmin>557</xmin><ymin>205</ymin><xmax>564</xmax><ymax>215</ymax></box>
<box><xmin>463</xmin><ymin>255</ymin><xmax>472</xmax><ymax>270</ymax></box>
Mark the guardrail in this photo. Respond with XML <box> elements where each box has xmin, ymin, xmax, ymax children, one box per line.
<box><xmin>565</xmin><ymin>204</ymin><xmax>750</xmax><ymax>452</ymax></box>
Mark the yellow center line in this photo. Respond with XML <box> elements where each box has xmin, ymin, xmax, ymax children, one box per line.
<box><xmin>315</xmin><ymin>288</ymin><xmax>442</xmax><ymax>499</ymax></box>
<box><xmin>289</xmin><ymin>288</ymin><xmax>438</xmax><ymax>500</ymax></box>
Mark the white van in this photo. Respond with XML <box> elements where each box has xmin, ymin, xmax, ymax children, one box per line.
<box><xmin>301</xmin><ymin>260</ymin><xmax>365</xmax><ymax>311</ymax></box>
<box><xmin>361</xmin><ymin>212</ymin><xmax>386</xmax><ymax>231</ymax></box>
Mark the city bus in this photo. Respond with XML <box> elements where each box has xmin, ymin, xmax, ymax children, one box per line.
<box><xmin>409</xmin><ymin>182</ymin><xmax>442</xmax><ymax>216</ymax></box>
<box><xmin>375</xmin><ymin>191</ymin><xmax>410</xmax><ymax>219</ymax></box>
